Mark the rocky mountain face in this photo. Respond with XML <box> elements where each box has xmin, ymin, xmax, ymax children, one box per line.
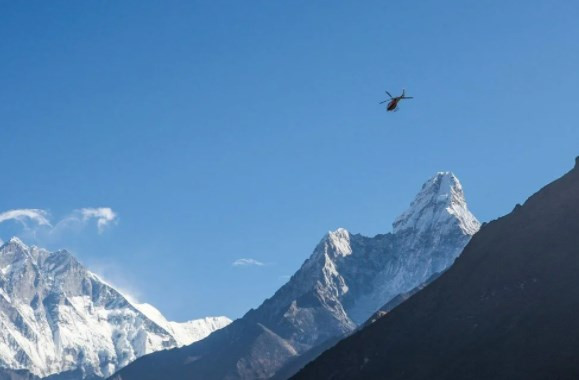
<box><xmin>0</xmin><ymin>239</ymin><xmax>231</xmax><ymax>379</ymax></box>
<box><xmin>113</xmin><ymin>172</ymin><xmax>479</xmax><ymax>380</ymax></box>
<box><xmin>294</xmin><ymin>159</ymin><xmax>579</xmax><ymax>380</ymax></box>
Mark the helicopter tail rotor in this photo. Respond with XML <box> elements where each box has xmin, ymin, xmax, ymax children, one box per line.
<box><xmin>401</xmin><ymin>89</ymin><xmax>413</xmax><ymax>99</ymax></box>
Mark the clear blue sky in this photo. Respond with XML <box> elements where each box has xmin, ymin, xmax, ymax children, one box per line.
<box><xmin>1</xmin><ymin>1</ymin><xmax>578</xmax><ymax>321</ymax></box>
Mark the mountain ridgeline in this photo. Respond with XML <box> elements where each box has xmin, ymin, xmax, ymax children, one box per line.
<box><xmin>294</xmin><ymin>159</ymin><xmax>579</xmax><ymax>380</ymax></box>
<box><xmin>112</xmin><ymin>172</ymin><xmax>480</xmax><ymax>380</ymax></box>
<box><xmin>0</xmin><ymin>239</ymin><xmax>231</xmax><ymax>379</ymax></box>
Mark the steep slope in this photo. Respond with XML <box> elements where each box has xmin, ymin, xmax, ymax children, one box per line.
<box><xmin>113</xmin><ymin>172</ymin><xmax>479</xmax><ymax>380</ymax></box>
<box><xmin>0</xmin><ymin>239</ymin><xmax>231</xmax><ymax>379</ymax></box>
<box><xmin>295</xmin><ymin>157</ymin><xmax>579</xmax><ymax>380</ymax></box>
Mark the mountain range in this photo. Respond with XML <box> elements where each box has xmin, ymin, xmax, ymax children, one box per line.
<box><xmin>294</xmin><ymin>158</ymin><xmax>579</xmax><ymax>379</ymax></box>
<box><xmin>0</xmin><ymin>238</ymin><xmax>230</xmax><ymax>379</ymax></box>
<box><xmin>112</xmin><ymin>171</ymin><xmax>480</xmax><ymax>380</ymax></box>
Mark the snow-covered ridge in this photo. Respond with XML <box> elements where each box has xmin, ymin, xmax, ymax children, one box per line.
<box><xmin>0</xmin><ymin>238</ymin><xmax>231</xmax><ymax>379</ymax></box>
<box><xmin>130</xmin><ymin>302</ymin><xmax>230</xmax><ymax>347</ymax></box>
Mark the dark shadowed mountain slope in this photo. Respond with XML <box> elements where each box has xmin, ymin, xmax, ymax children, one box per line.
<box><xmin>294</xmin><ymin>158</ymin><xmax>579</xmax><ymax>380</ymax></box>
<box><xmin>111</xmin><ymin>172</ymin><xmax>479</xmax><ymax>380</ymax></box>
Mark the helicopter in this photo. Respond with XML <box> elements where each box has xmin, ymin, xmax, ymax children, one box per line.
<box><xmin>379</xmin><ymin>89</ymin><xmax>413</xmax><ymax>111</ymax></box>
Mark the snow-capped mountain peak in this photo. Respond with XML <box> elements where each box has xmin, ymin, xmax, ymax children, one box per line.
<box><xmin>392</xmin><ymin>172</ymin><xmax>480</xmax><ymax>236</ymax></box>
<box><xmin>1</xmin><ymin>237</ymin><xmax>30</xmax><ymax>259</ymax></box>
<box><xmin>7</xmin><ymin>236</ymin><xmax>26</xmax><ymax>247</ymax></box>
<box><xmin>325</xmin><ymin>228</ymin><xmax>352</xmax><ymax>258</ymax></box>
<box><xmin>0</xmin><ymin>239</ymin><xmax>231</xmax><ymax>379</ymax></box>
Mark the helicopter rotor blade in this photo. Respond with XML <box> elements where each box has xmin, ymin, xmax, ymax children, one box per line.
<box><xmin>385</xmin><ymin>91</ymin><xmax>393</xmax><ymax>98</ymax></box>
<box><xmin>378</xmin><ymin>100</ymin><xmax>388</xmax><ymax>104</ymax></box>
<box><xmin>402</xmin><ymin>96</ymin><xmax>413</xmax><ymax>99</ymax></box>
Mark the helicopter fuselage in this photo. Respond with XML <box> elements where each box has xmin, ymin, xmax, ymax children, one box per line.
<box><xmin>387</xmin><ymin>98</ymin><xmax>400</xmax><ymax>111</ymax></box>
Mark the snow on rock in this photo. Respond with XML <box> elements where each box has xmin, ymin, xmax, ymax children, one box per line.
<box><xmin>131</xmin><ymin>302</ymin><xmax>230</xmax><ymax>346</ymax></box>
<box><xmin>260</xmin><ymin>171</ymin><xmax>480</xmax><ymax>336</ymax></box>
<box><xmin>0</xmin><ymin>239</ymin><xmax>231</xmax><ymax>379</ymax></box>
<box><xmin>248</xmin><ymin>172</ymin><xmax>479</xmax><ymax>370</ymax></box>
<box><xmin>109</xmin><ymin>171</ymin><xmax>481</xmax><ymax>380</ymax></box>
<box><xmin>393</xmin><ymin>172</ymin><xmax>480</xmax><ymax>236</ymax></box>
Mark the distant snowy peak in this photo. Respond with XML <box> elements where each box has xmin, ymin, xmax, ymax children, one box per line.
<box><xmin>393</xmin><ymin>172</ymin><xmax>480</xmax><ymax>236</ymax></box>
<box><xmin>0</xmin><ymin>238</ymin><xmax>231</xmax><ymax>379</ymax></box>
<box><xmin>0</xmin><ymin>237</ymin><xmax>73</xmax><ymax>276</ymax></box>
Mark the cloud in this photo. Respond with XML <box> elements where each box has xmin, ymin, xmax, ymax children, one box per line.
<box><xmin>232</xmin><ymin>258</ymin><xmax>265</xmax><ymax>267</ymax></box>
<box><xmin>79</xmin><ymin>208</ymin><xmax>118</xmax><ymax>233</ymax></box>
<box><xmin>0</xmin><ymin>207</ymin><xmax>118</xmax><ymax>241</ymax></box>
<box><xmin>0</xmin><ymin>209</ymin><xmax>52</xmax><ymax>228</ymax></box>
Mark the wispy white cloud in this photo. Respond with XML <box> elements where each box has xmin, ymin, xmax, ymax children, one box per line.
<box><xmin>232</xmin><ymin>258</ymin><xmax>265</xmax><ymax>267</ymax></box>
<box><xmin>0</xmin><ymin>209</ymin><xmax>51</xmax><ymax>227</ymax></box>
<box><xmin>0</xmin><ymin>207</ymin><xmax>118</xmax><ymax>240</ymax></box>
<box><xmin>79</xmin><ymin>208</ymin><xmax>118</xmax><ymax>233</ymax></box>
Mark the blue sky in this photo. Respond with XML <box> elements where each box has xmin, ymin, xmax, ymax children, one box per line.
<box><xmin>1</xmin><ymin>1</ymin><xmax>578</xmax><ymax>321</ymax></box>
